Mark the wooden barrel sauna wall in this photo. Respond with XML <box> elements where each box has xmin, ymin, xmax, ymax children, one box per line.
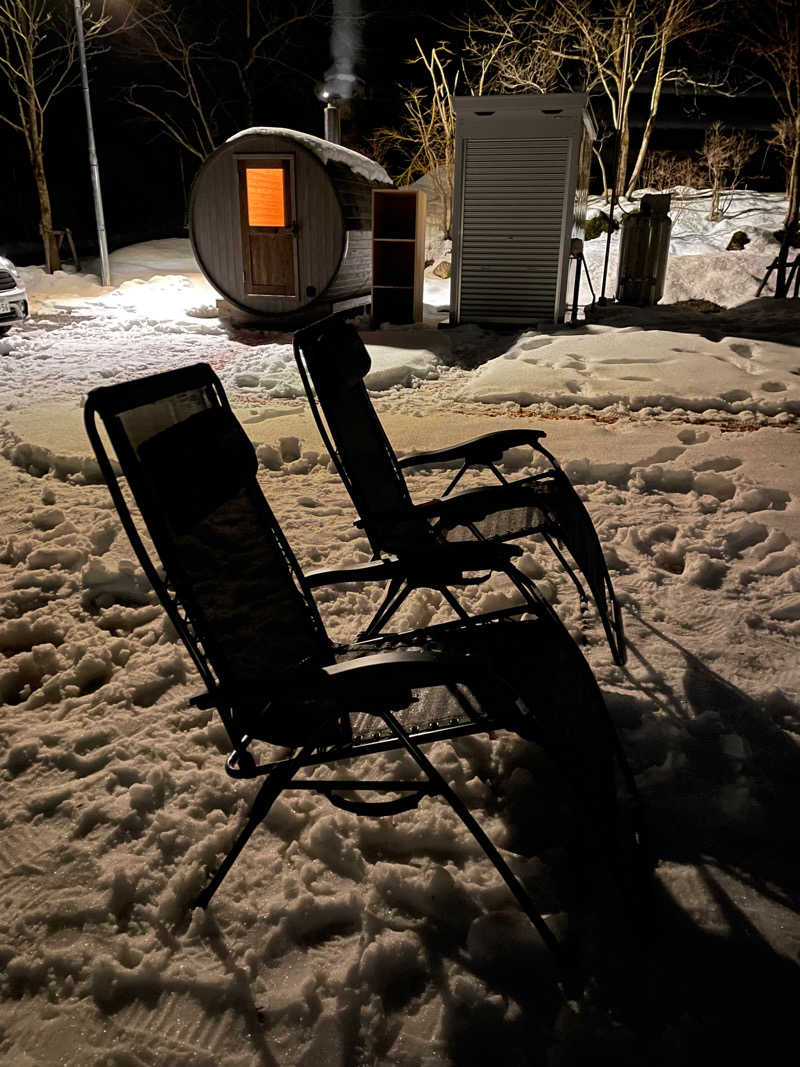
<box><xmin>189</xmin><ymin>127</ymin><xmax>393</xmax><ymax>323</ymax></box>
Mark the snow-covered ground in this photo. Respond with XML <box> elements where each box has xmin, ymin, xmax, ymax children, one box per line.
<box><xmin>1</xmin><ymin>189</ymin><xmax>799</xmax><ymax>1065</ymax></box>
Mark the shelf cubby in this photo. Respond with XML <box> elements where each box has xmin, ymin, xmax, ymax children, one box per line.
<box><xmin>371</xmin><ymin>189</ymin><xmax>426</xmax><ymax>326</ymax></box>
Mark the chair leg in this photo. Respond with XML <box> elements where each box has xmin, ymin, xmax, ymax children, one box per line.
<box><xmin>439</xmin><ymin>586</ymin><xmax>473</xmax><ymax>622</ymax></box>
<box><xmin>442</xmin><ymin>464</ymin><xmax>470</xmax><ymax>496</ymax></box>
<box><xmin>609</xmin><ymin>589</ymin><xmax>627</xmax><ymax>667</ymax></box>
<box><xmin>379</xmin><ymin>708</ymin><xmax>573</xmax><ymax>975</ymax></box>
<box><xmin>361</xmin><ymin>576</ymin><xmax>411</xmax><ymax>638</ymax></box>
<box><xmin>543</xmin><ymin>530</ymin><xmax>588</xmax><ymax>603</ymax></box>
<box><xmin>503</xmin><ymin>565</ymin><xmax>545</xmax><ymax>612</ymax></box>
<box><xmin>192</xmin><ymin>753</ymin><xmax>306</xmax><ymax>909</ymax></box>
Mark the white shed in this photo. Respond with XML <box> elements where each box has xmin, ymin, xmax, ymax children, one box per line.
<box><xmin>450</xmin><ymin>94</ymin><xmax>595</xmax><ymax>326</ymax></box>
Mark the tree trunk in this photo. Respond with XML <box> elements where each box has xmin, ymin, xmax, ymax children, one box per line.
<box><xmin>625</xmin><ymin>42</ymin><xmax>668</xmax><ymax>197</ymax></box>
<box><xmin>593</xmin><ymin>145</ymin><xmax>610</xmax><ymax>202</ymax></box>
<box><xmin>32</xmin><ymin>135</ymin><xmax>61</xmax><ymax>273</ymax></box>
<box><xmin>15</xmin><ymin>51</ymin><xmax>61</xmax><ymax>273</ymax></box>
<box><xmin>708</xmin><ymin>179</ymin><xmax>721</xmax><ymax>222</ymax></box>
<box><xmin>785</xmin><ymin>125</ymin><xmax>800</xmax><ymax>229</ymax></box>
<box><xmin>614</xmin><ymin>118</ymin><xmax>630</xmax><ymax>197</ymax></box>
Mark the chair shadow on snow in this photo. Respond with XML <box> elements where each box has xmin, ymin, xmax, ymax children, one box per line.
<box><xmin>595</xmin><ymin>611</ymin><xmax>800</xmax><ymax>1065</ymax></box>
<box><xmin>181</xmin><ymin>718</ymin><xmax>635</xmax><ymax>1067</ymax></box>
<box><xmin>621</xmin><ymin>611</ymin><xmax>800</xmax><ymax>885</ymax></box>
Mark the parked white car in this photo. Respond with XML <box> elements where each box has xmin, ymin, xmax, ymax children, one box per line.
<box><xmin>0</xmin><ymin>255</ymin><xmax>28</xmax><ymax>335</ymax></box>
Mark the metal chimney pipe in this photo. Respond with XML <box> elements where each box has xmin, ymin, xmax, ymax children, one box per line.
<box><xmin>324</xmin><ymin>102</ymin><xmax>341</xmax><ymax>144</ymax></box>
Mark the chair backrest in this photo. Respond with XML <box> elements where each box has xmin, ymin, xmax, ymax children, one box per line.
<box><xmin>84</xmin><ymin>363</ymin><xmax>333</xmax><ymax>740</ymax></box>
<box><xmin>294</xmin><ymin>315</ymin><xmax>436</xmax><ymax>556</ymax></box>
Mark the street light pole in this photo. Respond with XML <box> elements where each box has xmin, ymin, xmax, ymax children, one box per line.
<box><xmin>73</xmin><ymin>0</ymin><xmax>111</xmax><ymax>286</ymax></box>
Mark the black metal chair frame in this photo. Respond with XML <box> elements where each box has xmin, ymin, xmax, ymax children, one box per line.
<box><xmin>293</xmin><ymin>313</ymin><xmax>626</xmax><ymax>664</ymax></box>
<box><xmin>84</xmin><ymin>363</ymin><xmax>639</xmax><ymax>985</ymax></box>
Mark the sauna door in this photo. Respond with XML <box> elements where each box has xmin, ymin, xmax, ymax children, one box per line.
<box><xmin>238</xmin><ymin>157</ymin><xmax>297</xmax><ymax>297</ymax></box>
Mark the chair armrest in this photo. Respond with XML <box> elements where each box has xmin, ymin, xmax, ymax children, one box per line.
<box><xmin>398</xmin><ymin>429</ymin><xmax>547</xmax><ymax>469</ymax></box>
<box><xmin>322</xmin><ymin>650</ymin><xmax>491</xmax><ymax>692</ymax></box>
<box><xmin>320</xmin><ymin>650</ymin><xmax>529</xmax><ymax>721</ymax></box>
<box><xmin>304</xmin><ymin>558</ymin><xmax>402</xmax><ymax>588</ymax></box>
<box><xmin>335</xmin><ymin>529</ymin><xmax>522</xmax><ymax>579</ymax></box>
<box><xmin>356</xmin><ymin>477</ymin><xmax>559</xmax><ymax>533</ymax></box>
<box><xmin>409</xmin><ymin>480</ymin><xmax>542</xmax><ymax>524</ymax></box>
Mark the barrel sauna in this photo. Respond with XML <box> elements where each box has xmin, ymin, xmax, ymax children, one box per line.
<box><xmin>189</xmin><ymin>127</ymin><xmax>392</xmax><ymax>324</ymax></box>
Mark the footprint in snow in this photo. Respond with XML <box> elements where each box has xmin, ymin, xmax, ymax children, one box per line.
<box><xmin>722</xmin><ymin>521</ymin><xmax>769</xmax><ymax>558</ymax></box>
<box><xmin>732</xmin><ymin>486</ymin><xmax>790</xmax><ymax>513</ymax></box>
<box><xmin>597</xmin><ymin>356</ymin><xmax>665</xmax><ymax>365</ymax></box>
<box><xmin>769</xmin><ymin>599</ymin><xmax>800</xmax><ymax>622</ymax></box>
<box><xmin>561</xmin><ymin>355</ymin><xmax>586</xmax><ymax>371</ymax></box>
<box><xmin>685</xmin><ymin>555</ymin><xmax>728</xmax><ymax>590</ymax></box>
<box><xmin>760</xmin><ymin>381</ymin><xmax>787</xmax><ymax>392</ymax></box>
<box><xmin>636</xmin><ymin>466</ymin><xmax>735</xmax><ymax>500</ymax></box>
<box><xmin>110</xmin><ymin>995</ymin><xmax>249</xmax><ymax>1064</ymax></box>
<box><xmin>729</xmin><ymin>342</ymin><xmax>753</xmax><ymax>359</ymax></box>
<box><xmin>693</xmin><ymin>456</ymin><xmax>742</xmax><ymax>473</ymax></box>
<box><xmin>0</xmin><ymin>825</ymin><xmax>60</xmax><ymax>875</ymax></box>
<box><xmin>0</xmin><ymin>616</ymin><xmax>65</xmax><ymax>654</ymax></box>
<box><xmin>677</xmin><ymin>428</ymin><xmax>710</xmax><ymax>444</ymax></box>
<box><xmin>639</xmin><ymin>446</ymin><xmax>686</xmax><ymax>466</ymax></box>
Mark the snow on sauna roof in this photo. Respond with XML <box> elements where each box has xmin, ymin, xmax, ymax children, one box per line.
<box><xmin>226</xmin><ymin>127</ymin><xmax>392</xmax><ymax>185</ymax></box>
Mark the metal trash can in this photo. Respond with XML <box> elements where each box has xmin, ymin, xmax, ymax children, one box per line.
<box><xmin>616</xmin><ymin>193</ymin><xmax>672</xmax><ymax>305</ymax></box>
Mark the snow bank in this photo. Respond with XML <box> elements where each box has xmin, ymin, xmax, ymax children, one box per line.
<box><xmin>581</xmin><ymin>189</ymin><xmax>789</xmax><ymax>308</ymax></box>
<box><xmin>461</xmin><ymin>325</ymin><xmax>800</xmax><ymax>418</ymax></box>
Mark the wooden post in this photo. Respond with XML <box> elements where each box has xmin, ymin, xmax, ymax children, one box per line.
<box><xmin>40</xmin><ymin>224</ymin><xmax>62</xmax><ymax>274</ymax></box>
<box><xmin>775</xmin><ymin>221</ymin><xmax>798</xmax><ymax>299</ymax></box>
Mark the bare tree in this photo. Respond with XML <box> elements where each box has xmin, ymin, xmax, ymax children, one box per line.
<box><xmin>742</xmin><ymin>0</ymin><xmax>799</xmax><ymax>228</ymax></box>
<box><xmin>459</xmin><ymin>0</ymin><xmax>571</xmax><ymax>95</ymax></box>
<box><xmin>370</xmin><ymin>42</ymin><xmax>458</xmax><ymax>238</ymax></box>
<box><xmin>459</xmin><ymin>0</ymin><xmax>722</xmax><ymax>198</ymax></box>
<box><xmin>0</xmin><ymin>0</ymin><xmax>115</xmax><ymax>270</ymax></box>
<box><xmin>699</xmin><ymin>122</ymin><xmax>759</xmax><ymax>220</ymax></box>
<box><xmin>768</xmin><ymin>116</ymin><xmax>800</xmax><ymax>223</ymax></box>
<box><xmin>120</xmin><ymin>0</ymin><xmax>324</xmax><ymax>164</ymax></box>
<box><xmin>639</xmin><ymin>149</ymin><xmax>705</xmax><ymax>192</ymax></box>
<box><xmin>591</xmin><ymin>124</ymin><xmax>615</xmax><ymax>200</ymax></box>
<box><xmin>120</xmin><ymin>2</ymin><xmax>218</xmax><ymax>163</ymax></box>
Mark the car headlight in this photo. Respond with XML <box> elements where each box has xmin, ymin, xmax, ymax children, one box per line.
<box><xmin>0</xmin><ymin>256</ymin><xmax>20</xmax><ymax>282</ymax></box>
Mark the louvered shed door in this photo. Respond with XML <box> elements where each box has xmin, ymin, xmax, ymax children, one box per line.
<box><xmin>458</xmin><ymin>138</ymin><xmax>570</xmax><ymax>322</ymax></box>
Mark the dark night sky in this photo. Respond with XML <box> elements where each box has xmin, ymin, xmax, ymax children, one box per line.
<box><xmin>0</xmin><ymin>0</ymin><xmax>782</xmax><ymax>264</ymax></box>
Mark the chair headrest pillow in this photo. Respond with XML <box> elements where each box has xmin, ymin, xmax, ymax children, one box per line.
<box><xmin>306</xmin><ymin>321</ymin><xmax>371</xmax><ymax>389</ymax></box>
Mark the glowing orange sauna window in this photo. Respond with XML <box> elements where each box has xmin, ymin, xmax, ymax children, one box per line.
<box><xmin>245</xmin><ymin>166</ymin><xmax>286</xmax><ymax>227</ymax></box>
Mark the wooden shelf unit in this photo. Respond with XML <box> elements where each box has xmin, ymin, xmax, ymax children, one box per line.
<box><xmin>371</xmin><ymin>189</ymin><xmax>426</xmax><ymax>326</ymax></box>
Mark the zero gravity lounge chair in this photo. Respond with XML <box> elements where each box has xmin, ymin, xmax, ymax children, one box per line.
<box><xmin>84</xmin><ymin>362</ymin><xmax>638</xmax><ymax>980</ymax></box>
<box><xmin>294</xmin><ymin>313</ymin><xmax>626</xmax><ymax>665</ymax></box>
